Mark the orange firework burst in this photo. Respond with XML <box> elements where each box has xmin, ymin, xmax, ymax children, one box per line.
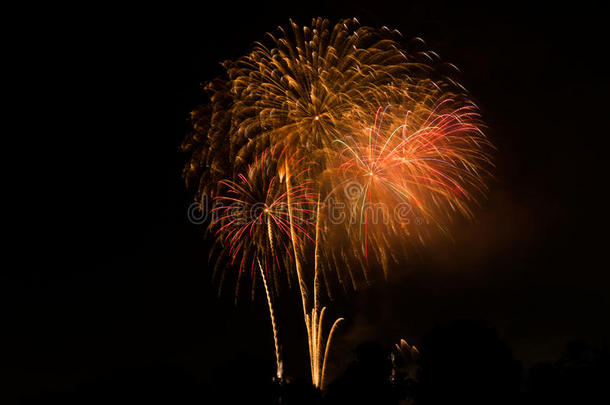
<box><xmin>182</xmin><ymin>18</ymin><xmax>420</xmax><ymax>199</ymax></box>
<box><xmin>320</xmin><ymin>98</ymin><xmax>492</xmax><ymax>286</ymax></box>
<box><xmin>227</xmin><ymin>18</ymin><xmax>412</xmax><ymax>162</ymax></box>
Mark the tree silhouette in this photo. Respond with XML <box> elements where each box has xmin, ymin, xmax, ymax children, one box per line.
<box><xmin>415</xmin><ymin>320</ymin><xmax>521</xmax><ymax>405</ymax></box>
<box><xmin>525</xmin><ymin>339</ymin><xmax>610</xmax><ymax>405</ymax></box>
<box><xmin>325</xmin><ymin>341</ymin><xmax>399</xmax><ymax>404</ymax></box>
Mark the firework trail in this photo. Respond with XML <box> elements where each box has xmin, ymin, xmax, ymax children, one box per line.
<box><xmin>258</xmin><ymin>258</ymin><xmax>283</xmax><ymax>381</ymax></box>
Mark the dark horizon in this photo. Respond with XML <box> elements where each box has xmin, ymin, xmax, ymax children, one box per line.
<box><xmin>5</xmin><ymin>1</ymin><xmax>609</xmax><ymax>403</ymax></box>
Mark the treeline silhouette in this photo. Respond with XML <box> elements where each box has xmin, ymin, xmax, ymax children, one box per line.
<box><xmin>19</xmin><ymin>321</ymin><xmax>609</xmax><ymax>404</ymax></box>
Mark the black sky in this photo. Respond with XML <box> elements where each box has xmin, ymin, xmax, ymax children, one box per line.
<box><xmin>5</xmin><ymin>1</ymin><xmax>609</xmax><ymax>402</ymax></box>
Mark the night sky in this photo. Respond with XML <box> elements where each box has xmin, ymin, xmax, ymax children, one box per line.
<box><xmin>5</xmin><ymin>1</ymin><xmax>609</xmax><ymax>403</ymax></box>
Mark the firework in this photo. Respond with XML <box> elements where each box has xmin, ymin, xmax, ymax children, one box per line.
<box><xmin>183</xmin><ymin>77</ymin><xmax>233</xmax><ymax>198</ymax></box>
<box><xmin>210</xmin><ymin>147</ymin><xmax>316</xmax><ymax>297</ymax></box>
<box><xmin>210</xmin><ymin>147</ymin><xmax>316</xmax><ymax>380</ymax></box>
<box><xmin>183</xmin><ymin>17</ymin><xmax>492</xmax><ymax>389</ymax></box>
<box><xmin>391</xmin><ymin>338</ymin><xmax>420</xmax><ymax>383</ymax></box>
<box><xmin>227</xmin><ymin>18</ymin><xmax>412</xmax><ymax>160</ymax></box>
<box><xmin>322</xmin><ymin>98</ymin><xmax>492</xmax><ymax>285</ymax></box>
<box><xmin>182</xmin><ymin>18</ymin><xmax>420</xmax><ymax>199</ymax></box>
